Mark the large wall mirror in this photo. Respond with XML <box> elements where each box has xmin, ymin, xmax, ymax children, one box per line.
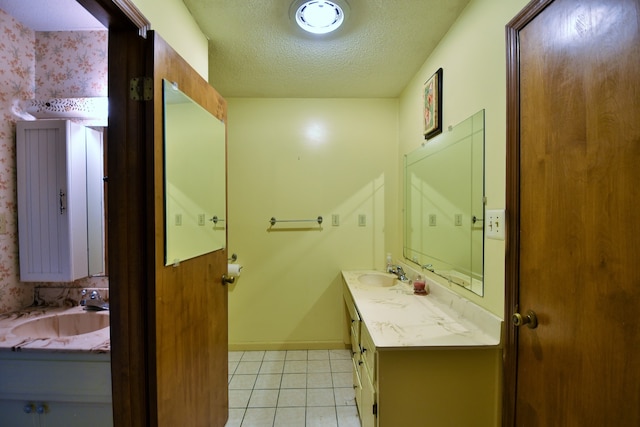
<box><xmin>163</xmin><ymin>79</ymin><xmax>226</xmax><ymax>266</ymax></box>
<box><xmin>404</xmin><ymin>109</ymin><xmax>485</xmax><ymax>295</ymax></box>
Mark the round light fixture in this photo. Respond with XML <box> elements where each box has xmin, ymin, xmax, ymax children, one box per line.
<box><xmin>292</xmin><ymin>0</ymin><xmax>347</xmax><ymax>34</ymax></box>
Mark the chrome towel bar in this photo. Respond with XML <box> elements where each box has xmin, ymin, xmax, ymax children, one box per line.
<box><xmin>269</xmin><ymin>216</ymin><xmax>323</xmax><ymax>226</ymax></box>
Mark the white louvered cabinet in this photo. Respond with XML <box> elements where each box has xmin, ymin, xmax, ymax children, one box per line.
<box><xmin>16</xmin><ymin>120</ymin><xmax>103</xmax><ymax>282</ymax></box>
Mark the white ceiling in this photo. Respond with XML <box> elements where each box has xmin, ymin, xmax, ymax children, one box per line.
<box><xmin>0</xmin><ymin>0</ymin><xmax>471</xmax><ymax>98</ymax></box>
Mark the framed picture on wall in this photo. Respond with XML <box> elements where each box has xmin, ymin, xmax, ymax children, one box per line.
<box><xmin>423</xmin><ymin>67</ymin><xmax>443</xmax><ymax>140</ymax></box>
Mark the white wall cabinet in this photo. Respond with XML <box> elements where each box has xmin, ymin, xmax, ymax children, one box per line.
<box><xmin>16</xmin><ymin>120</ymin><xmax>104</xmax><ymax>282</ymax></box>
<box><xmin>0</xmin><ymin>352</ymin><xmax>112</xmax><ymax>427</ymax></box>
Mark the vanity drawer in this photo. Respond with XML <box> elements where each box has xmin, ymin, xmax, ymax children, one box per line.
<box><xmin>360</xmin><ymin>322</ymin><xmax>376</xmax><ymax>383</ymax></box>
<box><xmin>350</xmin><ymin>325</ymin><xmax>360</xmax><ymax>359</ymax></box>
<box><xmin>344</xmin><ymin>285</ymin><xmax>361</xmax><ymax>343</ymax></box>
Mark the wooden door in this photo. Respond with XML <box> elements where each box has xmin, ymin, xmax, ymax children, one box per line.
<box><xmin>151</xmin><ymin>33</ymin><xmax>229</xmax><ymax>427</ymax></box>
<box><xmin>80</xmin><ymin>2</ymin><xmax>229</xmax><ymax>425</ymax></box>
<box><xmin>505</xmin><ymin>0</ymin><xmax>640</xmax><ymax>425</ymax></box>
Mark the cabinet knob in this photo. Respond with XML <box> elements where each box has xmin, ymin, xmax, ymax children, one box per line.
<box><xmin>23</xmin><ymin>403</ymin><xmax>34</xmax><ymax>414</ymax></box>
<box><xmin>36</xmin><ymin>403</ymin><xmax>48</xmax><ymax>414</ymax></box>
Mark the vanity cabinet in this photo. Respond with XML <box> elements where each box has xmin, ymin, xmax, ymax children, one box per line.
<box><xmin>16</xmin><ymin>120</ymin><xmax>104</xmax><ymax>282</ymax></box>
<box><xmin>343</xmin><ymin>281</ymin><xmax>502</xmax><ymax>427</ymax></box>
<box><xmin>0</xmin><ymin>352</ymin><xmax>112</xmax><ymax>427</ymax></box>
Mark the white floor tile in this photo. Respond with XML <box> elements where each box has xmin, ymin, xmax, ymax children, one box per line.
<box><xmin>307</xmin><ymin>349</ymin><xmax>329</xmax><ymax>360</ymax></box>
<box><xmin>329</xmin><ymin>349</ymin><xmax>351</xmax><ymax>360</ymax></box>
<box><xmin>254</xmin><ymin>373</ymin><xmax>282</xmax><ymax>389</ymax></box>
<box><xmin>281</xmin><ymin>373</ymin><xmax>307</xmax><ymax>389</ymax></box>
<box><xmin>236</xmin><ymin>361</ymin><xmax>262</xmax><ymax>375</ymax></box>
<box><xmin>229</xmin><ymin>389</ymin><xmax>252</xmax><ymax>408</ymax></box>
<box><xmin>229</xmin><ymin>360</ymin><xmax>240</xmax><ymax>375</ymax></box>
<box><xmin>286</xmin><ymin>350</ymin><xmax>308</xmax><ymax>361</ymax></box>
<box><xmin>307</xmin><ymin>372</ymin><xmax>333</xmax><ymax>389</ymax></box>
<box><xmin>248</xmin><ymin>389</ymin><xmax>279</xmax><ymax>408</ymax></box>
<box><xmin>229</xmin><ymin>351</ymin><xmax>244</xmax><ymax>362</ymax></box>
<box><xmin>274</xmin><ymin>407</ymin><xmax>306</xmax><ymax>427</ymax></box>
<box><xmin>330</xmin><ymin>359</ymin><xmax>353</xmax><ymax>373</ymax></box>
<box><xmin>307</xmin><ymin>360</ymin><xmax>331</xmax><ymax>373</ymax></box>
<box><xmin>336</xmin><ymin>405</ymin><xmax>361</xmax><ymax>427</ymax></box>
<box><xmin>277</xmin><ymin>388</ymin><xmax>306</xmax><ymax>407</ymax></box>
<box><xmin>307</xmin><ymin>388</ymin><xmax>335</xmax><ymax>407</ymax></box>
<box><xmin>334</xmin><ymin>387</ymin><xmax>356</xmax><ymax>406</ymax></box>
<box><xmin>229</xmin><ymin>374</ymin><xmax>257</xmax><ymax>390</ymax></box>
<box><xmin>241</xmin><ymin>407</ymin><xmax>276</xmax><ymax>427</ymax></box>
<box><xmin>260</xmin><ymin>360</ymin><xmax>285</xmax><ymax>374</ymax></box>
<box><xmin>306</xmin><ymin>406</ymin><xmax>338</xmax><ymax>427</ymax></box>
<box><xmin>284</xmin><ymin>360</ymin><xmax>307</xmax><ymax>374</ymax></box>
<box><xmin>331</xmin><ymin>372</ymin><xmax>353</xmax><ymax>388</ymax></box>
<box><xmin>241</xmin><ymin>351</ymin><xmax>266</xmax><ymax>362</ymax></box>
<box><xmin>225</xmin><ymin>408</ymin><xmax>245</xmax><ymax>427</ymax></box>
<box><xmin>264</xmin><ymin>350</ymin><xmax>287</xmax><ymax>361</ymax></box>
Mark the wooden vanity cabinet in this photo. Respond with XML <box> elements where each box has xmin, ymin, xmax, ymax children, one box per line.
<box><xmin>344</xmin><ymin>284</ymin><xmax>502</xmax><ymax>427</ymax></box>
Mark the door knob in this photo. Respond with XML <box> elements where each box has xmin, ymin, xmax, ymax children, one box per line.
<box><xmin>513</xmin><ymin>310</ymin><xmax>538</xmax><ymax>329</ymax></box>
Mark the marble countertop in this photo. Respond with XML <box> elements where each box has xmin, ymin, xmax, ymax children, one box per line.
<box><xmin>342</xmin><ymin>270</ymin><xmax>502</xmax><ymax>350</ymax></box>
<box><xmin>0</xmin><ymin>305</ymin><xmax>110</xmax><ymax>354</ymax></box>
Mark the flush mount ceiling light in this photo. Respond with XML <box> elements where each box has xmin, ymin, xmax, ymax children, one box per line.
<box><xmin>291</xmin><ymin>0</ymin><xmax>349</xmax><ymax>35</ymax></box>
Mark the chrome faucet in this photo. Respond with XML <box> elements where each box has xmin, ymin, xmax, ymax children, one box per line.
<box><xmin>80</xmin><ymin>289</ymin><xmax>109</xmax><ymax>311</ymax></box>
<box><xmin>387</xmin><ymin>265</ymin><xmax>409</xmax><ymax>282</ymax></box>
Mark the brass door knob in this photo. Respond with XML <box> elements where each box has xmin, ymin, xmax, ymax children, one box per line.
<box><xmin>222</xmin><ymin>274</ymin><xmax>235</xmax><ymax>285</ymax></box>
<box><xmin>513</xmin><ymin>310</ymin><xmax>538</xmax><ymax>329</ymax></box>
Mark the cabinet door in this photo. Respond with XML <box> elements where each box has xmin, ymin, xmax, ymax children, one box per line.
<box><xmin>360</xmin><ymin>369</ymin><xmax>377</xmax><ymax>427</ymax></box>
<box><xmin>0</xmin><ymin>400</ymin><xmax>39</xmax><ymax>427</ymax></box>
<box><xmin>43</xmin><ymin>401</ymin><xmax>113</xmax><ymax>427</ymax></box>
<box><xmin>16</xmin><ymin>120</ymin><xmax>88</xmax><ymax>282</ymax></box>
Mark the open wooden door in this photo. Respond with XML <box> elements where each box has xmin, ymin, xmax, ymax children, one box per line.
<box><xmin>505</xmin><ymin>0</ymin><xmax>640</xmax><ymax>425</ymax></box>
<box><xmin>150</xmin><ymin>32</ymin><xmax>229</xmax><ymax>427</ymax></box>
<box><xmin>81</xmin><ymin>2</ymin><xmax>229</xmax><ymax>425</ymax></box>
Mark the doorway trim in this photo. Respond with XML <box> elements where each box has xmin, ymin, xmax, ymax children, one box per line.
<box><xmin>503</xmin><ymin>0</ymin><xmax>554</xmax><ymax>425</ymax></box>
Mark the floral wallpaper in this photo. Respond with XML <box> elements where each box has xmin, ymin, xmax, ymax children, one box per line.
<box><xmin>35</xmin><ymin>30</ymin><xmax>107</xmax><ymax>98</ymax></box>
<box><xmin>0</xmin><ymin>8</ymin><xmax>108</xmax><ymax>314</ymax></box>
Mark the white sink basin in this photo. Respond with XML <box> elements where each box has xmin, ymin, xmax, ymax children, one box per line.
<box><xmin>11</xmin><ymin>312</ymin><xmax>110</xmax><ymax>338</ymax></box>
<box><xmin>357</xmin><ymin>273</ymin><xmax>397</xmax><ymax>287</ymax></box>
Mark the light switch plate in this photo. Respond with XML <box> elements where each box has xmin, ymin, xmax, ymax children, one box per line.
<box><xmin>486</xmin><ymin>209</ymin><xmax>505</xmax><ymax>240</ymax></box>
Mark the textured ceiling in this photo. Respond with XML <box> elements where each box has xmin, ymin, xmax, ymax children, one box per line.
<box><xmin>183</xmin><ymin>0</ymin><xmax>471</xmax><ymax>98</ymax></box>
<box><xmin>1</xmin><ymin>0</ymin><xmax>471</xmax><ymax>99</ymax></box>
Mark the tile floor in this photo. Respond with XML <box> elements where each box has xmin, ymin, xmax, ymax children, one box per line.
<box><xmin>226</xmin><ymin>349</ymin><xmax>361</xmax><ymax>427</ymax></box>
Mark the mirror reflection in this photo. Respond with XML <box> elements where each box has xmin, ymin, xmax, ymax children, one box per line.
<box><xmin>163</xmin><ymin>79</ymin><xmax>226</xmax><ymax>265</ymax></box>
<box><xmin>404</xmin><ymin>109</ymin><xmax>485</xmax><ymax>295</ymax></box>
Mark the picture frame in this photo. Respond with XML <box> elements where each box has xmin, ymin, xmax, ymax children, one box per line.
<box><xmin>423</xmin><ymin>67</ymin><xmax>443</xmax><ymax>140</ymax></box>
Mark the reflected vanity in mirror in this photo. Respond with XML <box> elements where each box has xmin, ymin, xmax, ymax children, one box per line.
<box><xmin>163</xmin><ymin>79</ymin><xmax>226</xmax><ymax>266</ymax></box>
<box><xmin>404</xmin><ymin>109</ymin><xmax>485</xmax><ymax>295</ymax></box>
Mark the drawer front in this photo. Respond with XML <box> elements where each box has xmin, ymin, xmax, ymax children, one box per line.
<box><xmin>352</xmin><ymin>357</ymin><xmax>363</xmax><ymax>411</ymax></box>
<box><xmin>350</xmin><ymin>324</ymin><xmax>361</xmax><ymax>359</ymax></box>
<box><xmin>344</xmin><ymin>286</ymin><xmax>360</xmax><ymax>323</ymax></box>
<box><xmin>360</xmin><ymin>323</ymin><xmax>376</xmax><ymax>383</ymax></box>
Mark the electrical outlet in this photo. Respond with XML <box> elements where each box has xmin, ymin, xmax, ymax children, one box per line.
<box><xmin>358</xmin><ymin>214</ymin><xmax>366</xmax><ymax>227</ymax></box>
<box><xmin>175</xmin><ymin>213</ymin><xmax>182</xmax><ymax>226</ymax></box>
<box><xmin>332</xmin><ymin>214</ymin><xmax>340</xmax><ymax>226</ymax></box>
<box><xmin>198</xmin><ymin>214</ymin><xmax>205</xmax><ymax>226</ymax></box>
<box><xmin>454</xmin><ymin>214</ymin><xmax>462</xmax><ymax>226</ymax></box>
<box><xmin>429</xmin><ymin>214</ymin><xmax>436</xmax><ymax>226</ymax></box>
<box><xmin>486</xmin><ymin>209</ymin><xmax>505</xmax><ymax>240</ymax></box>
